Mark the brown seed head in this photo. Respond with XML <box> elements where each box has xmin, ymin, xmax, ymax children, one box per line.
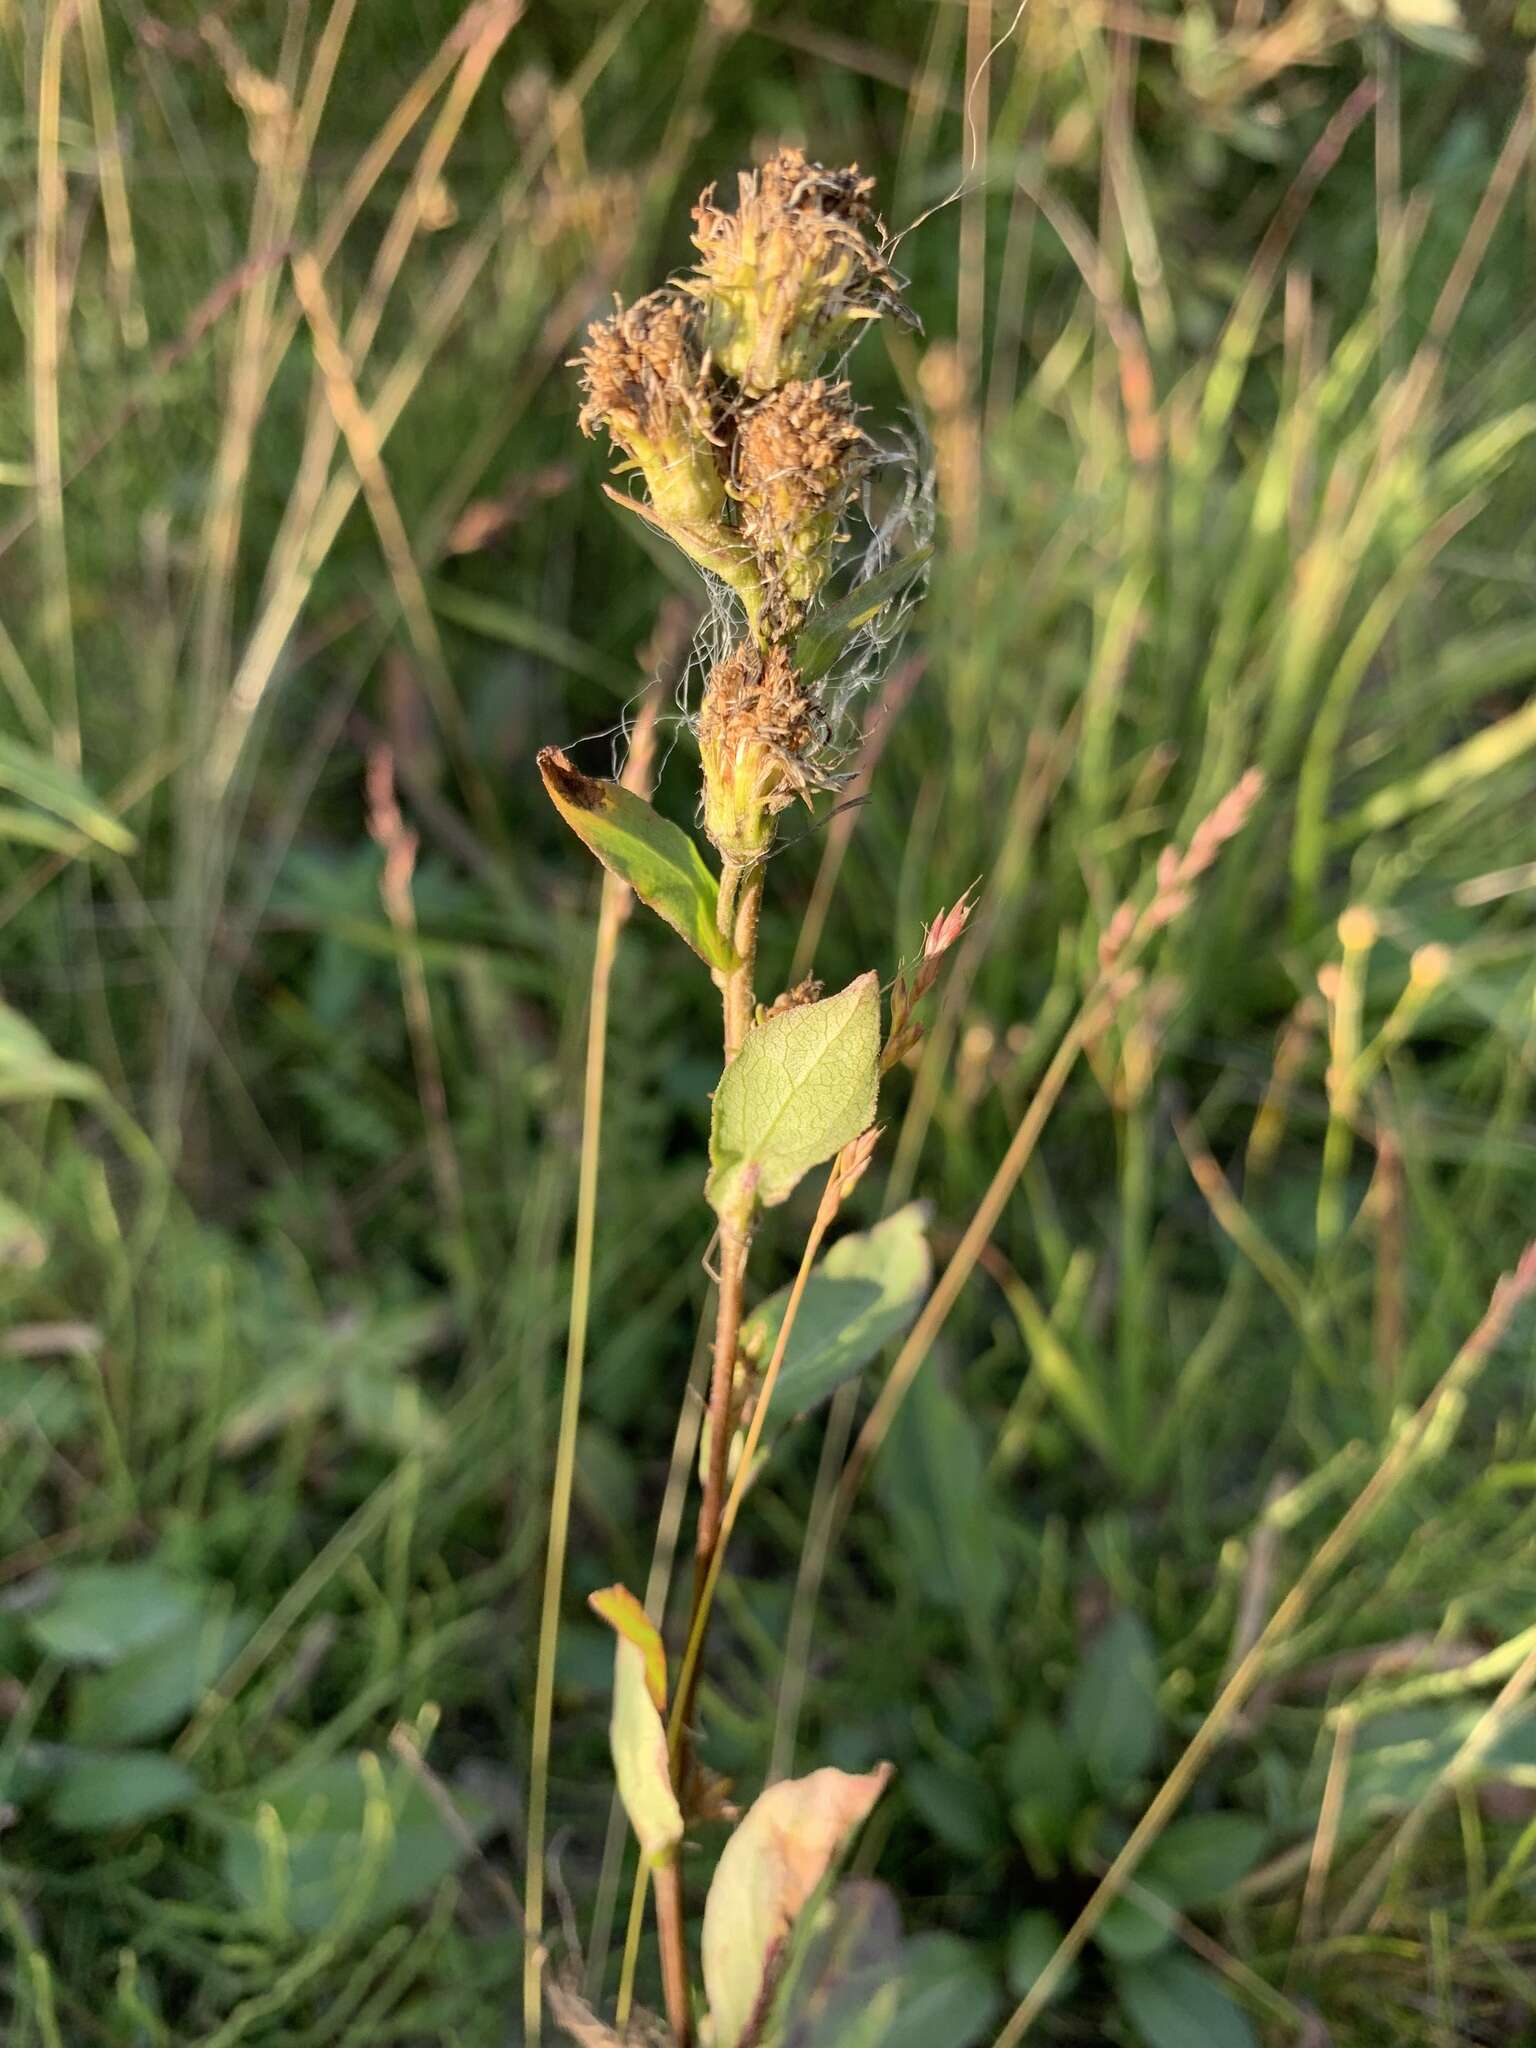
<box><xmin>689</xmin><ymin>146</ymin><xmax>912</xmax><ymax>396</ymax></box>
<box><xmin>576</xmin><ymin>288</ymin><xmax>726</xmax><ymax>529</ymax></box>
<box><xmin>734</xmin><ymin>378</ymin><xmax>868</xmax><ymax>627</ymax></box>
<box><xmin>697</xmin><ymin>639</ymin><xmax>832</xmax><ymax>858</ymax></box>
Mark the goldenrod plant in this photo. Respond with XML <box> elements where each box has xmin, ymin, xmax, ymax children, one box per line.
<box><xmin>528</xmin><ymin>149</ymin><xmax>1271</xmax><ymax>2048</ymax></box>
<box><xmin>532</xmin><ymin>148</ymin><xmax>940</xmax><ymax>2047</ymax></box>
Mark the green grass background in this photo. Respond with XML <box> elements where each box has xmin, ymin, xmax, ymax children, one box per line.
<box><xmin>3</xmin><ymin>2</ymin><xmax>1536</xmax><ymax>2042</ymax></box>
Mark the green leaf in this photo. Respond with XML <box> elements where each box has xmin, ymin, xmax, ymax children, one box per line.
<box><xmin>0</xmin><ymin>1361</ymin><xmax>85</xmax><ymax>1441</ymax></box>
<box><xmin>1094</xmin><ymin>1891</ymin><xmax>1174</xmax><ymax>1962</ymax></box>
<box><xmin>1005</xmin><ymin>1716</ymin><xmax>1083</xmax><ymax>1868</ymax></box>
<box><xmin>538</xmin><ymin>747</ymin><xmax>735</xmax><ymax>969</ymax></box>
<box><xmin>590</xmin><ymin>1584</ymin><xmax>682</xmax><ymax>1869</ymax></box>
<box><xmin>1140</xmin><ymin>1812</ymin><xmax>1266</xmax><ymax>1905</ymax></box>
<box><xmin>702</xmin><ymin>1764</ymin><xmax>892</xmax><ymax>2048</ymax></box>
<box><xmin>218</xmin><ymin>1303</ymin><xmax>450</xmax><ymax>1456</ymax></box>
<box><xmin>338</xmin><ymin>1364</ymin><xmax>447</xmax><ymax>1455</ymax></box>
<box><xmin>875</xmin><ymin>1364</ymin><xmax>1005</xmax><ymax>1631</ymax></box>
<box><xmin>708</xmin><ymin>974</ymin><xmax>880</xmax><ymax>1229</ymax></box>
<box><xmin>71</xmin><ymin>1609</ymin><xmax>256</xmax><ymax>1746</ymax></box>
<box><xmin>27</xmin><ymin>1565</ymin><xmax>208</xmax><ymax>1665</ymax></box>
<box><xmin>1005</xmin><ymin>1910</ymin><xmax>1077</xmax><ymax>2003</ymax></box>
<box><xmin>904</xmin><ymin>1761</ymin><xmax>1004</xmax><ymax>1860</ymax></box>
<box><xmin>0</xmin><ymin>1000</ymin><xmax>102</xmax><ymax>1106</ymax></box>
<box><xmin>47</xmin><ymin>1750</ymin><xmax>198</xmax><ymax>1831</ymax></box>
<box><xmin>0</xmin><ymin>734</ymin><xmax>136</xmax><ymax>854</ymax></box>
<box><xmin>743</xmin><ymin>1205</ymin><xmax>931</xmax><ymax>1428</ymax></box>
<box><xmin>794</xmin><ymin>548</ymin><xmax>932</xmax><ymax>687</ymax></box>
<box><xmin>880</xmin><ymin>1934</ymin><xmax>1000</xmax><ymax>2048</ymax></box>
<box><xmin>1066</xmin><ymin>1612</ymin><xmax>1160</xmax><ymax>1796</ymax></box>
<box><xmin>219</xmin><ymin>1753</ymin><xmax>490</xmax><ymax>1934</ymax></box>
<box><xmin>1113</xmin><ymin>1954</ymin><xmax>1258</xmax><ymax>2048</ymax></box>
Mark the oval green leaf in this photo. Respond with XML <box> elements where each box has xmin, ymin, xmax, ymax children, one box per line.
<box><xmin>1140</xmin><ymin>1811</ymin><xmax>1266</xmax><ymax>1905</ymax></box>
<box><xmin>27</xmin><ymin>1564</ymin><xmax>208</xmax><ymax>1666</ymax></box>
<box><xmin>1113</xmin><ymin>1953</ymin><xmax>1258</xmax><ymax>2048</ymax></box>
<box><xmin>707</xmin><ymin>974</ymin><xmax>880</xmax><ymax>1231</ymax></box>
<box><xmin>1066</xmin><ymin>1611</ymin><xmax>1161</xmax><ymax>1796</ymax></box>
<box><xmin>47</xmin><ymin>1750</ymin><xmax>198</xmax><ymax>1832</ymax></box>
<box><xmin>743</xmin><ymin>1204</ymin><xmax>932</xmax><ymax>1429</ymax></box>
<box><xmin>218</xmin><ymin>1752</ymin><xmax>491</xmax><ymax>1934</ymax></box>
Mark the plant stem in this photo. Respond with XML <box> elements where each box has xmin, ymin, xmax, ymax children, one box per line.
<box><xmin>654</xmin><ymin>1862</ymin><xmax>692</xmax><ymax>2047</ymax></box>
<box><xmin>694</xmin><ymin>1227</ymin><xmax>748</xmax><ymax>1605</ymax></box>
<box><xmin>672</xmin><ymin>1151</ymin><xmax>851</xmax><ymax>1762</ymax></box>
<box><xmin>687</xmin><ymin>857</ymin><xmax>764</xmax><ymax>1683</ymax></box>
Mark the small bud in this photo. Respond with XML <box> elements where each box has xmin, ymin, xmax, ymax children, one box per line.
<box><xmin>831</xmin><ymin>1125</ymin><xmax>882</xmax><ymax>1203</ymax></box>
<box><xmin>922</xmin><ymin>886</ymin><xmax>976</xmax><ymax>965</ymax></box>
<box><xmin>1098</xmin><ymin>899</ymin><xmax>1138</xmax><ymax>976</ymax></box>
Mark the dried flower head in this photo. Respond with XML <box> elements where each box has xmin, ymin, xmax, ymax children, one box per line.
<box><xmin>688</xmin><ymin>146</ymin><xmax>912</xmax><ymax>396</ymax></box>
<box><xmin>577</xmin><ymin>289</ymin><xmax>720</xmax><ymax>512</ymax></box>
<box><xmin>734</xmin><ymin>378</ymin><xmax>868</xmax><ymax>628</ymax></box>
<box><xmin>575</xmin><ymin>288</ymin><xmax>764</xmax><ymax>606</ymax></box>
<box><xmin>573</xmin><ymin>148</ymin><xmax>925</xmax><ymax>869</ymax></box>
<box><xmin>697</xmin><ymin>639</ymin><xmax>832</xmax><ymax>860</ymax></box>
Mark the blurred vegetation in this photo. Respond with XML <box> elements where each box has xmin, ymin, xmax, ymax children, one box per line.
<box><xmin>2</xmin><ymin>1</ymin><xmax>1535</xmax><ymax>2043</ymax></box>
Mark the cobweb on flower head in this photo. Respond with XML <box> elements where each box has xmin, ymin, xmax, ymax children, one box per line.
<box><xmin>817</xmin><ymin>424</ymin><xmax>934</xmax><ymax>739</ymax></box>
<box><xmin>604</xmin><ymin>421</ymin><xmax>934</xmax><ymax>795</ymax></box>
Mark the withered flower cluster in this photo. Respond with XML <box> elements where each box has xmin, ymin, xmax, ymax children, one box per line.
<box><xmin>575</xmin><ymin>146</ymin><xmax>914</xmax><ymax>868</ymax></box>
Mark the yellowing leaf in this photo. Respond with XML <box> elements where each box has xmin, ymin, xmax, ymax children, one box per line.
<box><xmin>538</xmin><ymin>748</ymin><xmax>736</xmax><ymax>971</ymax></box>
<box><xmin>590</xmin><ymin>1585</ymin><xmax>682</xmax><ymax>1869</ymax></box>
<box><xmin>707</xmin><ymin>975</ymin><xmax>880</xmax><ymax>1232</ymax></box>
<box><xmin>701</xmin><ymin>1763</ymin><xmax>893</xmax><ymax>2048</ymax></box>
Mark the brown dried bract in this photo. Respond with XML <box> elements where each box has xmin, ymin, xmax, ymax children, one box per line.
<box><xmin>765</xmin><ymin>975</ymin><xmax>825</xmax><ymax>1018</ymax></box>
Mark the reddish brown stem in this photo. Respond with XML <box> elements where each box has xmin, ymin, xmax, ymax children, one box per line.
<box><xmin>654</xmin><ymin>1861</ymin><xmax>692</xmax><ymax>2047</ymax></box>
